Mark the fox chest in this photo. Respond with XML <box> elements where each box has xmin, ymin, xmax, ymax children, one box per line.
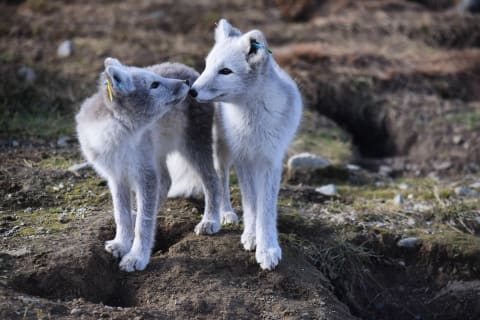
<box><xmin>221</xmin><ymin>108</ymin><xmax>279</xmax><ymax>161</ymax></box>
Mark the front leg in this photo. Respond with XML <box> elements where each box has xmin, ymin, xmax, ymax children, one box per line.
<box><xmin>119</xmin><ymin>164</ymin><xmax>170</xmax><ymax>272</ymax></box>
<box><xmin>105</xmin><ymin>179</ymin><xmax>133</xmax><ymax>258</ymax></box>
<box><xmin>255</xmin><ymin>165</ymin><xmax>282</xmax><ymax>270</ymax></box>
<box><xmin>235</xmin><ymin>162</ymin><xmax>258</xmax><ymax>251</ymax></box>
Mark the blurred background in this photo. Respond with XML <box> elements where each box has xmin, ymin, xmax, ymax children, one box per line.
<box><xmin>1</xmin><ymin>0</ymin><xmax>480</xmax><ymax>176</ymax></box>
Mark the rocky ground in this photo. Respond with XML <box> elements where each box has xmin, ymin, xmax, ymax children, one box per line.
<box><xmin>1</xmin><ymin>0</ymin><xmax>480</xmax><ymax>319</ymax></box>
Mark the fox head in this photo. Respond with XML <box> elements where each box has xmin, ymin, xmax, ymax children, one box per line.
<box><xmin>189</xmin><ymin>19</ymin><xmax>272</xmax><ymax>103</ymax></box>
<box><xmin>101</xmin><ymin>57</ymin><xmax>190</xmax><ymax>128</ymax></box>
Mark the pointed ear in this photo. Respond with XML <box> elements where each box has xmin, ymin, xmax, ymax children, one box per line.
<box><xmin>241</xmin><ymin>30</ymin><xmax>270</xmax><ymax>66</ymax></box>
<box><xmin>104</xmin><ymin>57</ymin><xmax>122</xmax><ymax>68</ymax></box>
<box><xmin>214</xmin><ymin>19</ymin><xmax>242</xmax><ymax>42</ymax></box>
<box><xmin>105</xmin><ymin>65</ymin><xmax>134</xmax><ymax>94</ymax></box>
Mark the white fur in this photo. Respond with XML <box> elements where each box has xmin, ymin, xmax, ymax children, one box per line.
<box><xmin>191</xmin><ymin>19</ymin><xmax>303</xmax><ymax>270</ymax></box>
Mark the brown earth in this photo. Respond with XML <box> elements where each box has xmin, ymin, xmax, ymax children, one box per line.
<box><xmin>2</xmin><ymin>0</ymin><xmax>480</xmax><ymax>319</ymax></box>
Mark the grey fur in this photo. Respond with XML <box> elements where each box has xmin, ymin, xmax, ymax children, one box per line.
<box><xmin>76</xmin><ymin>58</ymin><xmax>222</xmax><ymax>272</ymax></box>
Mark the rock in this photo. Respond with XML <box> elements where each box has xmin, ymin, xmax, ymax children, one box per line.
<box><xmin>469</xmin><ymin>182</ymin><xmax>480</xmax><ymax>189</ymax></box>
<box><xmin>57</xmin><ymin>40</ymin><xmax>74</xmax><ymax>58</ymax></box>
<box><xmin>407</xmin><ymin>218</ymin><xmax>416</xmax><ymax>226</ymax></box>
<box><xmin>393</xmin><ymin>194</ymin><xmax>404</xmax><ymax>206</ymax></box>
<box><xmin>346</xmin><ymin>164</ymin><xmax>360</xmax><ymax>171</ymax></box>
<box><xmin>454</xmin><ymin>186</ymin><xmax>478</xmax><ymax>197</ymax></box>
<box><xmin>398</xmin><ymin>183</ymin><xmax>410</xmax><ymax>190</ymax></box>
<box><xmin>59</xmin><ymin>212</ymin><xmax>68</xmax><ymax>223</ymax></box>
<box><xmin>70</xmin><ymin>308</ymin><xmax>82</xmax><ymax>315</ymax></box>
<box><xmin>57</xmin><ymin>135</ymin><xmax>75</xmax><ymax>148</ymax></box>
<box><xmin>433</xmin><ymin>161</ymin><xmax>452</xmax><ymax>171</ymax></box>
<box><xmin>452</xmin><ymin>135</ymin><xmax>463</xmax><ymax>145</ymax></box>
<box><xmin>397</xmin><ymin>237</ymin><xmax>422</xmax><ymax>248</ymax></box>
<box><xmin>458</xmin><ymin>0</ymin><xmax>480</xmax><ymax>13</ymax></box>
<box><xmin>53</xmin><ymin>183</ymin><xmax>65</xmax><ymax>192</ymax></box>
<box><xmin>287</xmin><ymin>153</ymin><xmax>330</xmax><ymax>170</ymax></box>
<box><xmin>379</xmin><ymin>165</ymin><xmax>393</xmax><ymax>176</ymax></box>
<box><xmin>23</xmin><ymin>207</ymin><xmax>33</xmax><ymax>214</ymax></box>
<box><xmin>17</xmin><ymin>66</ymin><xmax>36</xmax><ymax>84</ymax></box>
<box><xmin>413</xmin><ymin>203</ymin><xmax>433</xmax><ymax>212</ymax></box>
<box><xmin>11</xmin><ymin>140</ymin><xmax>19</xmax><ymax>148</ymax></box>
<box><xmin>4</xmin><ymin>247</ymin><xmax>31</xmax><ymax>257</ymax></box>
<box><xmin>315</xmin><ymin>184</ymin><xmax>337</xmax><ymax>196</ymax></box>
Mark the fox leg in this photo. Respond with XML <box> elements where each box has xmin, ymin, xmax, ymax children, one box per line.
<box><xmin>119</xmin><ymin>163</ymin><xmax>170</xmax><ymax>272</ymax></box>
<box><xmin>105</xmin><ymin>179</ymin><xmax>134</xmax><ymax>258</ymax></box>
<box><xmin>255</xmin><ymin>164</ymin><xmax>282</xmax><ymax>270</ymax></box>
<box><xmin>235</xmin><ymin>162</ymin><xmax>258</xmax><ymax>251</ymax></box>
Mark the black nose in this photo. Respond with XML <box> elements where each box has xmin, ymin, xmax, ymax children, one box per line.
<box><xmin>189</xmin><ymin>89</ymin><xmax>198</xmax><ymax>98</ymax></box>
<box><xmin>184</xmin><ymin>79</ymin><xmax>190</xmax><ymax>86</ymax></box>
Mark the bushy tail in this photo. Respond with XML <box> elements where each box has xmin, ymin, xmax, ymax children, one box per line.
<box><xmin>167</xmin><ymin>152</ymin><xmax>204</xmax><ymax>199</ymax></box>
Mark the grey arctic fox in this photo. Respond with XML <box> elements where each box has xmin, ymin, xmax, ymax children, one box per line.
<box><xmin>76</xmin><ymin>58</ymin><xmax>226</xmax><ymax>272</ymax></box>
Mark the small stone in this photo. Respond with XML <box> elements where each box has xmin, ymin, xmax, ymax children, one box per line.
<box><xmin>393</xmin><ymin>194</ymin><xmax>404</xmax><ymax>206</ymax></box>
<box><xmin>407</xmin><ymin>194</ymin><xmax>414</xmax><ymax>200</ymax></box>
<box><xmin>287</xmin><ymin>153</ymin><xmax>330</xmax><ymax>170</ymax></box>
<box><xmin>433</xmin><ymin>161</ymin><xmax>452</xmax><ymax>171</ymax></box>
<box><xmin>413</xmin><ymin>203</ymin><xmax>433</xmax><ymax>212</ymax></box>
<box><xmin>12</xmin><ymin>140</ymin><xmax>19</xmax><ymax>147</ymax></box>
<box><xmin>59</xmin><ymin>213</ymin><xmax>68</xmax><ymax>223</ymax></box>
<box><xmin>17</xmin><ymin>66</ymin><xmax>36</xmax><ymax>84</ymax></box>
<box><xmin>469</xmin><ymin>182</ymin><xmax>480</xmax><ymax>189</ymax></box>
<box><xmin>452</xmin><ymin>135</ymin><xmax>463</xmax><ymax>145</ymax></box>
<box><xmin>454</xmin><ymin>186</ymin><xmax>478</xmax><ymax>197</ymax></box>
<box><xmin>379</xmin><ymin>165</ymin><xmax>393</xmax><ymax>176</ymax></box>
<box><xmin>315</xmin><ymin>184</ymin><xmax>337</xmax><ymax>196</ymax></box>
<box><xmin>57</xmin><ymin>136</ymin><xmax>71</xmax><ymax>148</ymax></box>
<box><xmin>57</xmin><ymin>40</ymin><xmax>74</xmax><ymax>58</ymax></box>
<box><xmin>398</xmin><ymin>183</ymin><xmax>410</xmax><ymax>190</ymax></box>
<box><xmin>407</xmin><ymin>217</ymin><xmax>416</xmax><ymax>226</ymax></box>
<box><xmin>23</xmin><ymin>207</ymin><xmax>32</xmax><ymax>214</ymax></box>
<box><xmin>397</xmin><ymin>237</ymin><xmax>422</xmax><ymax>248</ymax></box>
<box><xmin>346</xmin><ymin>164</ymin><xmax>360</xmax><ymax>171</ymax></box>
<box><xmin>70</xmin><ymin>308</ymin><xmax>82</xmax><ymax>315</ymax></box>
<box><xmin>5</xmin><ymin>247</ymin><xmax>31</xmax><ymax>257</ymax></box>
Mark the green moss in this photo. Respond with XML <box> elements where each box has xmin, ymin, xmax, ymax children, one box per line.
<box><xmin>37</xmin><ymin>156</ymin><xmax>75</xmax><ymax>170</ymax></box>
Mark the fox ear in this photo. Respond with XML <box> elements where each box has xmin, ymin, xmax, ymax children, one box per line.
<box><xmin>241</xmin><ymin>30</ymin><xmax>269</xmax><ymax>66</ymax></box>
<box><xmin>105</xmin><ymin>65</ymin><xmax>134</xmax><ymax>94</ymax></box>
<box><xmin>104</xmin><ymin>57</ymin><xmax>122</xmax><ymax>68</ymax></box>
<box><xmin>215</xmin><ymin>19</ymin><xmax>241</xmax><ymax>42</ymax></box>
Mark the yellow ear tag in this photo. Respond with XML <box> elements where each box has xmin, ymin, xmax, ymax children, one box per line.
<box><xmin>105</xmin><ymin>78</ymin><xmax>113</xmax><ymax>102</ymax></box>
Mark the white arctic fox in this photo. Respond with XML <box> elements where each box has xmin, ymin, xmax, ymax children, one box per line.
<box><xmin>76</xmin><ymin>58</ymin><xmax>225</xmax><ymax>272</ymax></box>
<box><xmin>189</xmin><ymin>19</ymin><xmax>303</xmax><ymax>270</ymax></box>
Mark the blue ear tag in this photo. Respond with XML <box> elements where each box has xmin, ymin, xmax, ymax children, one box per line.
<box><xmin>252</xmin><ymin>41</ymin><xmax>272</xmax><ymax>54</ymax></box>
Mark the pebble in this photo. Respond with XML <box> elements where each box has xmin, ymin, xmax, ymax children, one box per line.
<box><xmin>53</xmin><ymin>183</ymin><xmax>65</xmax><ymax>192</ymax></box>
<box><xmin>23</xmin><ymin>207</ymin><xmax>33</xmax><ymax>214</ymax></box>
<box><xmin>413</xmin><ymin>203</ymin><xmax>433</xmax><ymax>212</ymax></box>
<box><xmin>59</xmin><ymin>212</ymin><xmax>68</xmax><ymax>223</ymax></box>
<box><xmin>57</xmin><ymin>40</ymin><xmax>74</xmax><ymax>58</ymax></box>
<box><xmin>17</xmin><ymin>66</ymin><xmax>36</xmax><ymax>84</ymax></box>
<box><xmin>346</xmin><ymin>164</ymin><xmax>360</xmax><ymax>171</ymax></box>
<box><xmin>315</xmin><ymin>184</ymin><xmax>337</xmax><ymax>196</ymax></box>
<box><xmin>397</xmin><ymin>237</ymin><xmax>422</xmax><ymax>248</ymax></box>
<box><xmin>454</xmin><ymin>186</ymin><xmax>478</xmax><ymax>197</ymax></box>
<box><xmin>70</xmin><ymin>308</ymin><xmax>82</xmax><ymax>315</ymax></box>
<box><xmin>4</xmin><ymin>247</ymin><xmax>31</xmax><ymax>257</ymax></box>
<box><xmin>398</xmin><ymin>183</ymin><xmax>410</xmax><ymax>190</ymax></box>
<box><xmin>452</xmin><ymin>135</ymin><xmax>463</xmax><ymax>145</ymax></box>
<box><xmin>287</xmin><ymin>152</ymin><xmax>330</xmax><ymax>170</ymax></box>
<box><xmin>469</xmin><ymin>182</ymin><xmax>480</xmax><ymax>189</ymax></box>
<box><xmin>379</xmin><ymin>165</ymin><xmax>393</xmax><ymax>176</ymax></box>
<box><xmin>393</xmin><ymin>194</ymin><xmax>404</xmax><ymax>206</ymax></box>
<box><xmin>57</xmin><ymin>136</ymin><xmax>71</xmax><ymax>148</ymax></box>
<box><xmin>433</xmin><ymin>161</ymin><xmax>452</xmax><ymax>171</ymax></box>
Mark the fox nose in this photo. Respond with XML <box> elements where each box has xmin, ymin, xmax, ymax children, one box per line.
<box><xmin>189</xmin><ymin>89</ymin><xmax>198</xmax><ymax>98</ymax></box>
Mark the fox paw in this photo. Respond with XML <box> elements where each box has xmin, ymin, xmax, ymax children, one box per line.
<box><xmin>256</xmin><ymin>245</ymin><xmax>282</xmax><ymax>271</ymax></box>
<box><xmin>105</xmin><ymin>239</ymin><xmax>131</xmax><ymax>258</ymax></box>
<box><xmin>221</xmin><ymin>211</ymin><xmax>238</xmax><ymax>225</ymax></box>
<box><xmin>194</xmin><ymin>220</ymin><xmax>221</xmax><ymax>235</ymax></box>
<box><xmin>119</xmin><ymin>250</ymin><xmax>149</xmax><ymax>272</ymax></box>
<box><xmin>241</xmin><ymin>232</ymin><xmax>256</xmax><ymax>251</ymax></box>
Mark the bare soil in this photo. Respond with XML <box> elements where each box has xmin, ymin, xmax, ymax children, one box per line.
<box><xmin>2</xmin><ymin>0</ymin><xmax>480</xmax><ymax>319</ymax></box>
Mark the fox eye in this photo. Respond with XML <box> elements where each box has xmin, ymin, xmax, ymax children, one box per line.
<box><xmin>218</xmin><ymin>68</ymin><xmax>233</xmax><ymax>75</ymax></box>
<box><xmin>150</xmin><ymin>81</ymin><xmax>160</xmax><ymax>89</ymax></box>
